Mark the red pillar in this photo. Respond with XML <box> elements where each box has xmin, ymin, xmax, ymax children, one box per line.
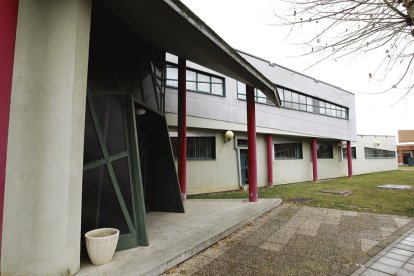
<box><xmin>0</xmin><ymin>0</ymin><xmax>19</xmax><ymax>261</ymax></box>
<box><xmin>347</xmin><ymin>141</ymin><xmax>353</xmax><ymax>177</ymax></box>
<box><xmin>246</xmin><ymin>85</ymin><xmax>258</xmax><ymax>202</ymax></box>
<box><xmin>178</xmin><ymin>57</ymin><xmax>187</xmax><ymax>201</ymax></box>
<box><xmin>311</xmin><ymin>138</ymin><xmax>318</xmax><ymax>182</ymax></box>
<box><xmin>266</xmin><ymin>134</ymin><xmax>273</xmax><ymax>186</ymax></box>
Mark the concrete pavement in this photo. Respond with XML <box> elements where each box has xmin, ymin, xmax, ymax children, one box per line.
<box><xmin>77</xmin><ymin>198</ymin><xmax>282</xmax><ymax>276</ymax></box>
<box><xmin>165</xmin><ymin>204</ymin><xmax>414</xmax><ymax>276</ymax></box>
<box><xmin>353</xmin><ymin>227</ymin><xmax>414</xmax><ymax>275</ymax></box>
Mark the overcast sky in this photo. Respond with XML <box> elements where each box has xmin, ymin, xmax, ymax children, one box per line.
<box><xmin>181</xmin><ymin>0</ymin><xmax>414</xmax><ymax>137</ymax></box>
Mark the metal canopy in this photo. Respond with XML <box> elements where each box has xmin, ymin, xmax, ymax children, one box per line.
<box><xmin>97</xmin><ymin>0</ymin><xmax>281</xmax><ymax>107</ymax></box>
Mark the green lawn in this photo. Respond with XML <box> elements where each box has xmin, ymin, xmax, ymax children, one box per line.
<box><xmin>188</xmin><ymin>170</ymin><xmax>414</xmax><ymax>217</ymax></box>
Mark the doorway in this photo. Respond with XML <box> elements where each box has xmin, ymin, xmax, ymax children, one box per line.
<box><xmin>240</xmin><ymin>149</ymin><xmax>249</xmax><ymax>185</ymax></box>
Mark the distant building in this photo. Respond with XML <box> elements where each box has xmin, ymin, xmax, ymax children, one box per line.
<box><xmin>397</xmin><ymin>130</ymin><xmax>414</xmax><ymax>165</ymax></box>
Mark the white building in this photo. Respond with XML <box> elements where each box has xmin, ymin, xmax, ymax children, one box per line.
<box><xmin>165</xmin><ymin>52</ymin><xmax>397</xmax><ymax>195</ymax></box>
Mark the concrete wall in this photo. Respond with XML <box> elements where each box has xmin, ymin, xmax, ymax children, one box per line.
<box><xmin>2</xmin><ymin>1</ymin><xmax>91</xmax><ymax>275</ymax></box>
<box><xmin>168</xmin><ymin>127</ymin><xmax>397</xmax><ymax>194</ymax></box>
<box><xmin>166</xmin><ymin>53</ymin><xmax>357</xmax><ymax>142</ymax></box>
<box><xmin>353</xmin><ymin>135</ymin><xmax>398</xmax><ymax>175</ymax></box>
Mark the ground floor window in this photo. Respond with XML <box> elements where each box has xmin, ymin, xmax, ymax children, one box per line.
<box><xmin>317</xmin><ymin>144</ymin><xmax>334</xmax><ymax>159</ymax></box>
<box><xmin>274</xmin><ymin>143</ymin><xmax>303</xmax><ymax>159</ymax></box>
<box><xmin>170</xmin><ymin>136</ymin><xmax>216</xmax><ymax>160</ymax></box>
<box><xmin>364</xmin><ymin>147</ymin><xmax>396</xmax><ymax>159</ymax></box>
<box><xmin>342</xmin><ymin>146</ymin><xmax>357</xmax><ymax>159</ymax></box>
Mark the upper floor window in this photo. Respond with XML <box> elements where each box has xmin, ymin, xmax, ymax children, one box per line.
<box><xmin>274</xmin><ymin>143</ymin><xmax>303</xmax><ymax>159</ymax></box>
<box><xmin>364</xmin><ymin>147</ymin><xmax>396</xmax><ymax>159</ymax></box>
<box><xmin>166</xmin><ymin>64</ymin><xmax>225</xmax><ymax>96</ymax></box>
<box><xmin>237</xmin><ymin>82</ymin><xmax>275</xmax><ymax>106</ymax></box>
<box><xmin>278</xmin><ymin>88</ymin><xmax>349</xmax><ymax>119</ymax></box>
<box><xmin>170</xmin><ymin>136</ymin><xmax>216</xmax><ymax>160</ymax></box>
<box><xmin>236</xmin><ymin>81</ymin><xmax>349</xmax><ymax>120</ymax></box>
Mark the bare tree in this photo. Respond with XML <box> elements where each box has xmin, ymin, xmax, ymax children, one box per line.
<box><xmin>276</xmin><ymin>0</ymin><xmax>414</xmax><ymax>100</ymax></box>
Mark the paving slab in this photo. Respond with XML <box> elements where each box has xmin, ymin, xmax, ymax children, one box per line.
<box><xmin>354</xmin><ymin>226</ymin><xmax>414</xmax><ymax>276</ymax></box>
<box><xmin>377</xmin><ymin>184</ymin><xmax>412</xmax><ymax>190</ymax></box>
<box><xmin>165</xmin><ymin>204</ymin><xmax>413</xmax><ymax>276</ymax></box>
<box><xmin>318</xmin><ymin>188</ymin><xmax>352</xmax><ymax>195</ymax></box>
<box><xmin>77</xmin><ymin>198</ymin><xmax>282</xmax><ymax>276</ymax></box>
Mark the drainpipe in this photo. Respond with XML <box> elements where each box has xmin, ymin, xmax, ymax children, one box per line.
<box><xmin>266</xmin><ymin>134</ymin><xmax>273</xmax><ymax>186</ymax></box>
<box><xmin>178</xmin><ymin>57</ymin><xmax>186</xmax><ymax>201</ymax></box>
<box><xmin>0</xmin><ymin>0</ymin><xmax>19</xmax><ymax>262</ymax></box>
<box><xmin>246</xmin><ymin>85</ymin><xmax>257</xmax><ymax>202</ymax></box>
<box><xmin>347</xmin><ymin>141</ymin><xmax>353</xmax><ymax>177</ymax></box>
<box><xmin>311</xmin><ymin>138</ymin><xmax>318</xmax><ymax>182</ymax></box>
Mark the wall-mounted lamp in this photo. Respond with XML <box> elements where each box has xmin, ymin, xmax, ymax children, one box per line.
<box><xmin>136</xmin><ymin>108</ymin><xmax>146</xmax><ymax>116</ymax></box>
<box><xmin>375</xmin><ymin>140</ymin><xmax>381</xmax><ymax>148</ymax></box>
<box><xmin>224</xmin><ymin>130</ymin><xmax>234</xmax><ymax>143</ymax></box>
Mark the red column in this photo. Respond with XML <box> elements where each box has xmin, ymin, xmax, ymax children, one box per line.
<box><xmin>246</xmin><ymin>85</ymin><xmax>257</xmax><ymax>202</ymax></box>
<box><xmin>178</xmin><ymin>57</ymin><xmax>187</xmax><ymax>201</ymax></box>
<box><xmin>311</xmin><ymin>138</ymin><xmax>318</xmax><ymax>182</ymax></box>
<box><xmin>0</xmin><ymin>0</ymin><xmax>19</xmax><ymax>261</ymax></box>
<box><xmin>347</xmin><ymin>141</ymin><xmax>353</xmax><ymax>177</ymax></box>
<box><xmin>266</xmin><ymin>134</ymin><xmax>273</xmax><ymax>186</ymax></box>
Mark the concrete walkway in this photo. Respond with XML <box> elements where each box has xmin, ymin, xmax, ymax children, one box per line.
<box><xmin>164</xmin><ymin>204</ymin><xmax>414</xmax><ymax>276</ymax></box>
<box><xmin>353</xmin><ymin>227</ymin><xmax>414</xmax><ymax>275</ymax></box>
<box><xmin>77</xmin><ymin>198</ymin><xmax>282</xmax><ymax>276</ymax></box>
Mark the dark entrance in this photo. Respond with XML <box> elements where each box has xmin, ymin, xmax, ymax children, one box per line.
<box><xmin>240</xmin><ymin>149</ymin><xmax>249</xmax><ymax>185</ymax></box>
<box><xmin>81</xmin><ymin>4</ymin><xmax>183</xmax><ymax>254</ymax></box>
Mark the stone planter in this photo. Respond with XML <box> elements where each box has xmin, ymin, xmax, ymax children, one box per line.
<box><xmin>85</xmin><ymin>228</ymin><xmax>119</xmax><ymax>266</ymax></box>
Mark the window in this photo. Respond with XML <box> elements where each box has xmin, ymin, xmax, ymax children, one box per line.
<box><xmin>237</xmin><ymin>138</ymin><xmax>248</xmax><ymax>148</ymax></box>
<box><xmin>236</xmin><ymin>82</ymin><xmax>275</xmax><ymax>105</ymax></box>
<box><xmin>317</xmin><ymin>144</ymin><xmax>333</xmax><ymax>159</ymax></box>
<box><xmin>364</xmin><ymin>147</ymin><xmax>396</xmax><ymax>159</ymax></box>
<box><xmin>342</xmin><ymin>147</ymin><xmax>357</xmax><ymax>159</ymax></box>
<box><xmin>165</xmin><ymin>64</ymin><xmax>225</xmax><ymax>96</ymax></box>
<box><xmin>280</xmin><ymin>87</ymin><xmax>348</xmax><ymax>119</ymax></box>
<box><xmin>237</xmin><ymin>82</ymin><xmax>349</xmax><ymax>119</ymax></box>
<box><xmin>274</xmin><ymin>143</ymin><xmax>303</xmax><ymax>159</ymax></box>
<box><xmin>170</xmin><ymin>137</ymin><xmax>216</xmax><ymax>160</ymax></box>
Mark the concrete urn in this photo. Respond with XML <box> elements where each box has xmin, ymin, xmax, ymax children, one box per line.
<box><xmin>85</xmin><ymin>228</ymin><xmax>119</xmax><ymax>266</ymax></box>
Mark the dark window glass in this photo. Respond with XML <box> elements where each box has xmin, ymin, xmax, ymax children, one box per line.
<box><xmin>274</xmin><ymin>143</ymin><xmax>303</xmax><ymax>159</ymax></box>
<box><xmin>83</xmin><ymin>105</ymin><xmax>104</xmax><ymax>164</ymax></box>
<box><xmin>237</xmin><ymin>139</ymin><xmax>248</xmax><ymax>147</ymax></box>
<box><xmin>93</xmin><ymin>95</ymin><xmax>127</xmax><ymax>156</ymax></box>
<box><xmin>342</xmin><ymin>147</ymin><xmax>357</xmax><ymax>159</ymax></box>
<box><xmin>170</xmin><ymin>136</ymin><xmax>216</xmax><ymax>159</ymax></box>
<box><xmin>82</xmin><ymin>165</ymin><xmax>130</xmax><ymax>235</ymax></box>
<box><xmin>317</xmin><ymin>144</ymin><xmax>333</xmax><ymax>159</ymax></box>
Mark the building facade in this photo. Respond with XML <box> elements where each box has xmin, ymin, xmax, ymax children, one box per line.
<box><xmin>397</xmin><ymin>130</ymin><xmax>414</xmax><ymax>165</ymax></box>
<box><xmin>165</xmin><ymin>53</ymin><xmax>397</xmax><ymax>194</ymax></box>
<box><xmin>0</xmin><ymin>0</ymin><xmax>279</xmax><ymax>274</ymax></box>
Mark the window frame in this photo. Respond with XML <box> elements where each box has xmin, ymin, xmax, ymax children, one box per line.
<box><xmin>341</xmin><ymin>146</ymin><xmax>357</xmax><ymax>159</ymax></box>
<box><xmin>236</xmin><ymin>81</ymin><xmax>349</xmax><ymax>120</ymax></box>
<box><xmin>165</xmin><ymin>63</ymin><xmax>226</xmax><ymax>97</ymax></box>
<box><xmin>170</xmin><ymin>136</ymin><xmax>216</xmax><ymax>160</ymax></box>
<box><xmin>274</xmin><ymin>142</ymin><xmax>303</xmax><ymax>160</ymax></box>
<box><xmin>364</xmin><ymin>147</ymin><xmax>396</xmax><ymax>159</ymax></box>
<box><xmin>316</xmin><ymin>143</ymin><xmax>334</xmax><ymax>159</ymax></box>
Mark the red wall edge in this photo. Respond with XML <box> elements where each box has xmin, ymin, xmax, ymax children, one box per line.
<box><xmin>0</xmin><ymin>0</ymin><xmax>19</xmax><ymax>262</ymax></box>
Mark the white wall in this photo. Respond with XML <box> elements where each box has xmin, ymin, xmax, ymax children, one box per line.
<box><xmin>166</xmin><ymin>53</ymin><xmax>357</xmax><ymax>142</ymax></box>
<box><xmin>2</xmin><ymin>1</ymin><xmax>91</xmax><ymax>275</ymax></box>
<box><xmin>353</xmin><ymin>135</ymin><xmax>398</xmax><ymax>175</ymax></box>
